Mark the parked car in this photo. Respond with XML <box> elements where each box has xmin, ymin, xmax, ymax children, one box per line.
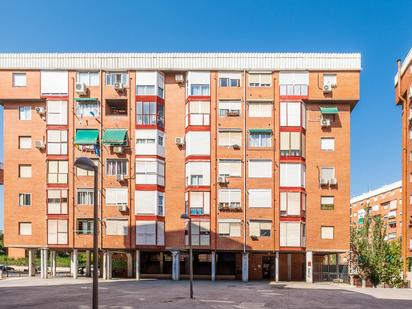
<box><xmin>0</xmin><ymin>265</ymin><xmax>15</xmax><ymax>272</ymax></box>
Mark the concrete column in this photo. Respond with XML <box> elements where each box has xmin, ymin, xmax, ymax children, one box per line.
<box><xmin>172</xmin><ymin>250</ymin><xmax>180</xmax><ymax>281</ymax></box>
<box><xmin>275</xmin><ymin>251</ymin><xmax>280</xmax><ymax>282</ymax></box>
<box><xmin>28</xmin><ymin>249</ymin><xmax>35</xmax><ymax>277</ymax></box>
<box><xmin>135</xmin><ymin>250</ymin><xmax>140</xmax><ymax>280</ymax></box>
<box><xmin>41</xmin><ymin>249</ymin><xmax>48</xmax><ymax>279</ymax></box>
<box><xmin>287</xmin><ymin>254</ymin><xmax>292</xmax><ymax>281</ymax></box>
<box><xmin>211</xmin><ymin>251</ymin><xmax>216</xmax><ymax>281</ymax></box>
<box><xmin>306</xmin><ymin>251</ymin><xmax>313</xmax><ymax>283</ymax></box>
<box><xmin>85</xmin><ymin>250</ymin><xmax>91</xmax><ymax>277</ymax></box>
<box><xmin>40</xmin><ymin>249</ymin><xmax>44</xmax><ymax>279</ymax></box>
<box><xmin>51</xmin><ymin>251</ymin><xmax>56</xmax><ymax>277</ymax></box>
<box><xmin>107</xmin><ymin>251</ymin><xmax>112</xmax><ymax>280</ymax></box>
<box><xmin>242</xmin><ymin>252</ymin><xmax>249</xmax><ymax>282</ymax></box>
<box><xmin>335</xmin><ymin>253</ymin><xmax>339</xmax><ymax>281</ymax></box>
<box><xmin>71</xmin><ymin>249</ymin><xmax>78</xmax><ymax>279</ymax></box>
<box><xmin>159</xmin><ymin>252</ymin><xmax>164</xmax><ymax>274</ymax></box>
<box><xmin>127</xmin><ymin>253</ymin><xmax>133</xmax><ymax>278</ymax></box>
<box><xmin>102</xmin><ymin>251</ymin><xmax>108</xmax><ymax>280</ymax></box>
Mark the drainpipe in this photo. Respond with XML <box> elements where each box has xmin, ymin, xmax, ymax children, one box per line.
<box><xmin>99</xmin><ymin>69</ymin><xmax>104</xmax><ymax>252</ymax></box>
<box><xmin>243</xmin><ymin>70</ymin><xmax>247</xmax><ymax>253</ymax></box>
<box><xmin>397</xmin><ymin>59</ymin><xmax>408</xmax><ymax>278</ymax></box>
<box><xmin>128</xmin><ymin>73</ymin><xmax>133</xmax><ymax>250</ymax></box>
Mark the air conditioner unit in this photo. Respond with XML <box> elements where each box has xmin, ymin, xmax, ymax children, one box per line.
<box><xmin>323</xmin><ymin>84</ymin><xmax>333</xmax><ymax>93</ymax></box>
<box><xmin>232</xmin><ymin>144</ymin><xmax>240</xmax><ymax>149</ymax></box>
<box><xmin>321</xmin><ymin>118</ymin><xmax>331</xmax><ymax>127</ymax></box>
<box><xmin>117</xmin><ymin>204</ymin><xmax>128</xmax><ymax>212</ymax></box>
<box><xmin>227</xmin><ymin>110</ymin><xmax>240</xmax><ymax>116</ymax></box>
<box><xmin>116</xmin><ymin>174</ymin><xmax>125</xmax><ymax>182</ymax></box>
<box><xmin>35</xmin><ymin>107</ymin><xmax>46</xmax><ymax>115</ymax></box>
<box><xmin>175</xmin><ymin>137</ymin><xmax>185</xmax><ymax>146</ymax></box>
<box><xmin>329</xmin><ymin>178</ymin><xmax>338</xmax><ymax>186</ymax></box>
<box><xmin>320</xmin><ymin>178</ymin><xmax>329</xmax><ymax>186</ymax></box>
<box><xmin>75</xmin><ymin>82</ymin><xmax>87</xmax><ymax>95</ymax></box>
<box><xmin>114</xmin><ymin>82</ymin><xmax>125</xmax><ymax>91</ymax></box>
<box><xmin>113</xmin><ymin>146</ymin><xmax>124</xmax><ymax>154</ymax></box>
<box><xmin>175</xmin><ymin>74</ymin><xmax>184</xmax><ymax>83</ymax></box>
<box><xmin>34</xmin><ymin>140</ymin><xmax>46</xmax><ymax>149</ymax></box>
<box><xmin>217</xmin><ymin>176</ymin><xmax>228</xmax><ymax>184</ymax></box>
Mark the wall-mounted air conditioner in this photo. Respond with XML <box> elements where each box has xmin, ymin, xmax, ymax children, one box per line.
<box><xmin>35</xmin><ymin>107</ymin><xmax>46</xmax><ymax>115</ymax></box>
<box><xmin>75</xmin><ymin>82</ymin><xmax>87</xmax><ymax>95</ymax></box>
<box><xmin>116</xmin><ymin>174</ymin><xmax>125</xmax><ymax>182</ymax></box>
<box><xmin>321</xmin><ymin>118</ymin><xmax>331</xmax><ymax>127</ymax></box>
<box><xmin>175</xmin><ymin>74</ymin><xmax>184</xmax><ymax>84</ymax></box>
<box><xmin>114</xmin><ymin>82</ymin><xmax>125</xmax><ymax>91</ymax></box>
<box><xmin>175</xmin><ymin>137</ymin><xmax>185</xmax><ymax>146</ymax></box>
<box><xmin>34</xmin><ymin>140</ymin><xmax>46</xmax><ymax>149</ymax></box>
<box><xmin>117</xmin><ymin>204</ymin><xmax>128</xmax><ymax>212</ymax></box>
<box><xmin>113</xmin><ymin>146</ymin><xmax>124</xmax><ymax>154</ymax></box>
<box><xmin>320</xmin><ymin>178</ymin><xmax>329</xmax><ymax>186</ymax></box>
<box><xmin>217</xmin><ymin>176</ymin><xmax>229</xmax><ymax>184</ymax></box>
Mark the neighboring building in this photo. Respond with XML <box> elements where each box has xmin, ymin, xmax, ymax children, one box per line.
<box><xmin>395</xmin><ymin>48</ymin><xmax>412</xmax><ymax>274</ymax></box>
<box><xmin>350</xmin><ymin>181</ymin><xmax>402</xmax><ymax>241</ymax></box>
<box><xmin>0</xmin><ymin>52</ymin><xmax>360</xmax><ymax>282</ymax></box>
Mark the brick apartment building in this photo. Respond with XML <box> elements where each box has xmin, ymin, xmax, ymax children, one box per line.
<box><xmin>0</xmin><ymin>53</ymin><xmax>360</xmax><ymax>282</ymax></box>
<box><xmin>350</xmin><ymin>181</ymin><xmax>403</xmax><ymax>241</ymax></box>
<box><xmin>396</xmin><ymin>48</ymin><xmax>412</xmax><ymax>273</ymax></box>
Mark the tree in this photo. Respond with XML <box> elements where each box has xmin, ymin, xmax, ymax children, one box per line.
<box><xmin>351</xmin><ymin>211</ymin><xmax>405</xmax><ymax>287</ymax></box>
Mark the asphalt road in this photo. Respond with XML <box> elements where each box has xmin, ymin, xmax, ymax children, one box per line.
<box><xmin>1</xmin><ymin>279</ymin><xmax>412</xmax><ymax>308</ymax></box>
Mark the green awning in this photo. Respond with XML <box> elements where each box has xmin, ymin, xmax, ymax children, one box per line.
<box><xmin>102</xmin><ymin>129</ymin><xmax>128</xmax><ymax>145</ymax></box>
<box><xmin>74</xmin><ymin>129</ymin><xmax>99</xmax><ymax>145</ymax></box>
<box><xmin>249</xmin><ymin>128</ymin><xmax>273</xmax><ymax>133</ymax></box>
<box><xmin>320</xmin><ymin>106</ymin><xmax>339</xmax><ymax>114</ymax></box>
<box><xmin>74</xmin><ymin>98</ymin><xmax>99</xmax><ymax>102</ymax></box>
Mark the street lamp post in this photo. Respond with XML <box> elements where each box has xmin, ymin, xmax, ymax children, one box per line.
<box><xmin>74</xmin><ymin>157</ymin><xmax>99</xmax><ymax>309</ymax></box>
<box><xmin>180</xmin><ymin>213</ymin><xmax>193</xmax><ymax>299</ymax></box>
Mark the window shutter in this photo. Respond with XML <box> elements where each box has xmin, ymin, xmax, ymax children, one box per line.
<box><xmin>249</xmin><ymin>160</ymin><xmax>272</xmax><ymax>178</ymax></box>
<box><xmin>20</xmin><ymin>223</ymin><xmax>32</xmax><ymax>236</ymax></box>
<box><xmin>249</xmin><ymin>189</ymin><xmax>271</xmax><ymax>208</ymax></box>
<box><xmin>321</xmin><ymin>226</ymin><xmax>334</xmax><ymax>239</ymax></box>
<box><xmin>288</xmin><ymin>192</ymin><xmax>301</xmax><ymax>215</ymax></box>
<box><xmin>41</xmin><ymin>71</ymin><xmax>68</xmax><ymax>95</ymax></box>
<box><xmin>280</xmin><ymin>192</ymin><xmax>287</xmax><ymax>211</ymax></box>
<box><xmin>287</xmin><ymin>222</ymin><xmax>301</xmax><ymax>246</ymax></box>
<box><xmin>57</xmin><ymin>220</ymin><xmax>68</xmax><ymax>244</ymax></box>
<box><xmin>48</xmin><ymin>220</ymin><xmax>58</xmax><ymax>244</ymax></box>
<box><xmin>248</xmin><ymin>74</ymin><xmax>259</xmax><ymax>84</ymax></box>
<box><xmin>280</xmin><ymin>102</ymin><xmax>287</xmax><ymax>126</ymax></box>
<box><xmin>135</xmin><ymin>191</ymin><xmax>156</xmax><ymax>214</ymax></box>
<box><xmin>280</xmin><ymin>132</ymin><xmax>290</xmax><ymax>151</ymax></box>
<box><xmin>249</xmin><ymin>221</ymin><xmax>260</xmax><ymax>237</ymax></box>
<box><xmin>230</xmin><ymin>223</ymin><xmax>241</xmax><ymax>237</ymax></box>
<box><xmin>280</xmin><ymin>222</ymin><xmax>287</xmax><ymax>246</ymax></box>
<box><xmin>219</xmin><ymin>222</ymin><xmax>230</xmax><ymax>234</ymax></box>
<box><xmin>260</xmin><ymin>74</ymin><xmax>272</xmax><ymax>85</ymax></box>
<box><xmin>157</xmin><ymin>222</ymin><xmax>165</xmax><ymax>245</ymax></box>
<box><xmin>290</xmin><ymin>132</ymin><xmax>300</xmax><ymax>150</ymax></box>
<box><xmin>287</xmin><ymin>102</ymin><xmax>301</xmax><ymax>126</ymax></box>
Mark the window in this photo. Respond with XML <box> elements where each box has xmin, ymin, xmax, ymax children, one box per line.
<box><xmin>218</xmin><ymin>129</ymin><xmax>241</xmax><ymax>147</ymax></box>
<box><xmin>106</xmin><ymin>219</ymin><xmax>128</xmax><ymax>236</ymax></box>
<box><xmin>280</xmin><ymin>192</ymin><xmax>304</xmax><ymax>215</ymax></box>
<box><xmin>136</xmin><ymin>101</ymin><xmax>164</xmax><ymax>127</ymax></box>
<box><xmin>188</xmin><ymin>191</ymin><xmax>210</xmax><ymax>215</ymax></box>
<box><xmin>185</xmin><ymin>101</ymin><xmax>210</xmax><ymax>126</ymax></box>
<box><xmin>280</xmin><ymin>222</ymin><xmax>302</xmax><ymax>246</ymax></box>
<box><xmin>280</xmin><ymin>163</ymin><xmax>305</xmax><ymax>187</ymax></box>
<box><xmin>137</xmin><ymin>85</ymin><xmax>155</xmax><ymax>95</ymax></box>
<box><xmin>136</xmin><ymin>138</ymin><xmax>155</xmax><ymax>144</ymax></box>
<box><xmin>218</xmin><ymin>220</ymin><xmax>241</xmax><ymax>237</ymax></box>
<box><xmin>77</xmin><ymin>219</ymin><xmax>93</xmax><ymax>235</ymax></box>
<box><xmin>218</xmin><ymin>189</ymin><xmax>241</xmax><ymax>210</ymax></box>
<box><xmin>105</xmin><ymin>188</ymin><xmax>128</xmax><ymax>206</ymax></box>
<box><xmin>18</xmin><ymin>193</ymin><xmax>31</xmax><ymax>206</ymax></box>
<box><xmin>218</xmin><ymin>73</ymin><xmax>241</xmax><ymax>87</ymax></box>
<box><xmin>19</xmin><ymin>222</ymin><xmax>32</xmax><ymax>236</ymax></box>
<box><xmin>106</xmin><ymin>100</ymin><xmax>127</xmax><ymax>116</ymax></box>
<box><xmin>185</xmin><ymin>161</ymin><xmax>210</xmax><ymax>186</ymax></box>
<box><xmin>48</xmin><ymin>220</ymin><xmax>68</xmax><ymax>244</ymax></box>
<box><xmin>135</xmin><ymin>129</ymin><xmax>164</xmax><ymax>156</ymax></box>
<box><xmin>19</xmin><ymin>165</ymin><xmax>32</xmax><ymax>178</ymax></box>
<box><xmin>47</xmin><ymin>189</ymin><xmax>68</xmax><ymax>214</ymax></box>
<box><xmin>248</xmin><ymin>160</ymin><xmax>272</xmax><ymax>178</ymax></box>
<box><xmin>248</xmin><ymin>73</ymin><xmax>272</xmax><ymax>87</ymax></box>
<box><xmin>47</xmin><ymin>161</ymin><xmax>68</xmax><ymax>184</ymax></box>
<box><xmin>248</xmin><ymin>189</ymin><xmax>272</xmax><ymax>208</ymax></box>
<box><xmin>77</xmin><ymin>188</ymin><xmax>94</xmax><ymax>205</ymax></box>
<box><xmin>76</xmin><ymin>159</ymin><xmax>98</xmax><ymax>176</ymax></box>
<box><xmin>249</xmin><ymin>221</ymin><xmax>271</xmax><ymax>237</ymax></box>
<box><xmin>321</xmin><ymin>167</ymin><xmax>335</xmax><ymax>182</ymax></box>
<box><xmin>185</xmin><ymin>131</ymin><xmax>210</xmax><ymax>156</ymax></box>
<box><xmin>191</xmin><ymin>84</ymin><xmax>210</xmax><ymax>96</ymax></box>
<box><xmin>136</xmin><ymin>159</ymin><xmax>165</xmax><ymax>185</ymax></box>
<box><xmin>321</xmin><ymin>137</ymin><xmax>335</xmax><ymax>151</ymax></box>
<box><xmin>218</xmin><ymin>160</ymin><xmax>241</xmax><ymax>177</ymax></box>
<box><xmin>186</xmin><ymin>221</ymin><xmax>210</xmax><ymax>246</ymax></box>
<box><xmin>105</xmin><ymin>72</ymin><xmax>128</xmax><ymax>86</ymax></box>
<box><xmin>136</xmin><ymin>221</ymin><xmax>156</xmax><ymax>245</ymax></box>
<box><xmin>188</xmin><ymin>71</ymin><xmax>210</xmax><ymax>96</ymax></box>
<box><xmin>249</xmin><ymin>131</ymin><xmax>272</xmax><ymax>147</ymax></box>
<box><xmin>19</xmin><ymin>136</ymin><xmax>32</xmax><ymax>149</ymax></box>
<box><xmin>323</xmin><ymin>74</ymin><xmax>337</xmax><ymax>88</ymax></box>
<box><xmin>248</xmin><ymin>102</ymin><xmax>272</xmax><ymax>117</ymax></box>
<box><xmin>279</xmin><ymin>72</ymin><xmax>309</xmax><ymax>96</ymax></box>
<box><xmin>41</xmin><ymin>71</ymin><xmax>68</xmax><ymax>95</ymax></box>
<box><xmin>218</xmin><ymin>100</ymin><xmax>241</xmax><ymax>116</ymax></box>
<box><xmin>75</xmin><ymin>101</ymin><xmax>99</xmax><ymax>117</ymax></box>
<box><xmin>106</xmin><ymin>159</ymin><xmax>128</xmax><ymax>176</ymax></box>
<box><xmin>280</xmin><ymin>101</ymin><xmax>306</xmax><ymax>127</ymax></box>
<box><xmin>13</xmin><ymin>73</ymin><xmax>27</xmax><ymax>87</ymax></box>
<box><xmin>136</xmin><ymin>71</ymin><xmax>164</xmax><ymax>98</ymax></box>
<box><xmin>135</xmin><ymin>191</ymin><xmax>165</xmax><ymax>216</ymax></box>
<box><xmin>19</xmin><ymin>106</ymin><xmax>31</xmax><ymax>120</ymax></box>
<box><xmin>47</xmin><ymin>130</ymin><xmax>68</xmax><ymax>155</ymax></box>
<box><xmin>77</xmin><ymin>72</ymin><xmax>99</xmax><ymax>86</ymax></box>
<box><xmin>321</xmin><ymin>196</ymin><xmax>335</xmax><ymax>210</ymax></box>
<box><xmin>321</xmin><ymin>226</ymin><xmax>334</xmax><ymax>239</ymax></box>
<box><xmin>280</xmin><ymin>132</ymin><xmax>305</xmax><ymax>157</ymax></box>
<box><xmin>47</xmin><ymin>101</ymin><xmax>68</xmax><ymax>125</ymax></box>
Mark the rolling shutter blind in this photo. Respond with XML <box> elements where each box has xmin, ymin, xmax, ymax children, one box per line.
<box><xmin>290</xmin><ymin>132</ymin><xmax>300</xmax><ymax>150</ymax></box>
<box><xmin>136</xmin><ymin>221</ymin><xmax>156</xmax><ymax>245</ymax></box>
<box><xmin>219</xmin><ymin>222</ymin><xmax>230</xmax><ymax>234</ymax></box>
<box><xmin>287</xmin><ymin>102</ymin><xmax>301</xmax><ymax>126</ymax></box>
<box><xmin>20</xmin><ymin>223</ymin><xmax>32</xmax><ymax>235</ymax></box>
<box><xmin>106</xmin><ymin>220</ymin><xmax>128</xmax><ymax>236</ymax></box>
<box><xmin>280</xmin><ymin>192</ymin><xmax>287</xmax><ymax>211</ymax></box>
<box><xmin>287</xmin><ymin>222</ymin><xmax>301</xmax><ymax>246</ymax></box>
<box><xmin>135</xmin><ymin>191</ymin><xmax>156</xmax><ymax>214</ymax></box>
<box><xmin>321</xmin><ymin>226</ymin><xmax>334</xmax><ymax>239</ymax></box>
<box><xmin>280</xmin><ymin>222</ymin><xmax>287</xmax><ymax>246</ymax></box>
<box><xmin>41</xmin><ymin>71</ymin><xmax>68</xmax><ymax>95</ymax></box>
<box><xmin>288</xmin><ymin>192</ymin><xmax>300</xmax><ymax>215</ymax></box>
<box><xmin>280</xmin><ymin>132</ymin><xmax>289</xmax><ymax>150</ymax></box>
<box><xmin>249</xmin><ymin>221</ymin><xmax>260</xmax><ymax>236</ymax></box>
<box><xmin>248</xmin><ymin>160</ymin><xmax>272</xmax><ymax>178</ymax></box>
<box><xmin>248</xmin><ymin>74</ymin><xmax>259</xmax><ymax>84</ymax></box>
<box><xmin>157</xmin><ymin>222</ymin><xmax>165</xmax><ymax>245</ymax></box>
<box><xmin>186</xmin><ymin>131</ymin><xmax>210</xmax><ymax>156</ymax></box>
<box><xmin>249</xmin><ymin>189</ymin><xmax>271</xmax><ymax>208</ymax></box>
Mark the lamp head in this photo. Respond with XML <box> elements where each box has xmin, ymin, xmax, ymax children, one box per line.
<box><xmin>74</xmin><ymin>157</ymin><xmax>97</xmax><ymax>171</ymax></box>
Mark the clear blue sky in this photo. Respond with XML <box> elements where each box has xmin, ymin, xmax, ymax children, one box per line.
<box><xmin>0</xmin><ymin>0</ymin><xmax>411</xmax><ymax>229</ymax></box>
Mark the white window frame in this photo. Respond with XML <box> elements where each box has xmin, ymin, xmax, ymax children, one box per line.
<box><xmin>280</xmin><ymin>191</ymin><xmax>303</xmax><ymax>216</ymax></box>
<box><xmin>218</xmin><ymin>219</ymin><xmax>241</xmax><ymax>237</ymax></box>
<box><xmin>19</xmin><ymin>136</ymin><xmax>32</xmax><ymax>149</ymax></box>
<box><xmin>248</xmin><ymin>160</ymin><xmax>272</xmax><ymax>178</ymax></box>
<box><xmin>47</xmin><ymin>160</ymin><xmax>68</xmax><ymax>184</ymax></box>
<box><xmin>19</xmin><ymin>106</ymin><xmax>31</xmax><ymax>120</ymax></box>
<box><xmin>19</xmin><ymin>164</ymin><xmax>32</xmax><ymax>178</ymax></box>
<box><xmin>77</xmin><ymin>188</ymin><xmax>94</xmax><ymax>205</ymax></box>
<box><xmin>321</xmin><ymin>167</ymin><xmax>335</xmax><ymax>182</ymax></box>
<box><xmin>218</xmin><ymin>130</ymin><xmax>242</xmax><ymax>147</ymax></box>
<box><xmin>321</xmin><ymin>137</ymin><xmax>335</xmax><ymax>151</ymax></box>
<box><xmin>106</xmin><ymin>159</ymin><xmax>128</xmax><ymax>176</ymax></box>
<box><xmin>321</xmin><ymin>226</ymin><xmax>334</xmax><ymax>239</ymax></box>
<box><xmin>187</xmin><ymin>191</ymin><xmax>210</xmax><ymax>215</ymax></box>
<box><xmin>248</xmin><ymin>102</ymin><xmax>273</xmax><ymax>117</ymax></box>
<box><xmin>218</xmin><ymin>159</ymin><xmax>241</xmax><ymax>177</ymax></box>
<box><xmin>47</xmin><ymin>100</ymin><xmax>68</xmax><ymax>125</ymax></box>
<box><xmin>105</xmin><ymin>188</ymin><xmax>128</xmax><ymax>206</ymax></box>
<box><xmin>19</xmin><ymin>222</ymin><xmax>32</xmax><ymax>236</ymax></box>
<box><xmin>248</xmin><ymin>189</ymin><xmax>272</xmax><ymax>208</ymax></box>
<box><xmin>218</xmin><ymin>189</ymin><xmax>241</xmax><ymax>210</ymax></box>
<box><xmin>13</xmin><ymin>73</ymin><xmax>27</xmax><ymax>87</ymax></box>
<box><xmin>47</xmin><ymin>219</ymin><xmax>68</xmax><ymax>244</ymax></box>
<box><xmin>18</xmin><ymin>193</ymin><xmax>31</xmax><ymax>206</ymax></box>
<box><xmin>105</xmin><ymin>72</ymin><xmax>128</xmax><ymax>86</ymax></box>
<box><xmin>280</xmin><ymin>101</ymin><xmax>306</xmax><ymax>128</ymax></box>
<box><xmin>248</xmin><ymin>131</ymin><xmax>272</xmax><ymax>147</ymax></box>
<box><xmin>186</xmin><ymin>221</ymin><xmax>210</xmax><ymax>246</ymax></box>
<box><xmin>249</xmin><ymin>220</ymin><xmax>272</xmax><ymax>237</ymax></box>
<box><xmin>136</xmin><ymin>159</ymin><xmax>165</xmax><ymax>185</ymax></box>
<box><xmin>248</xmin><ymin>73</ymin><xmax>272</xmax><ymax>87</ymax></box>
<box><xmin>76</xmin><ymin>71</ymin><xmax>99</xmax><ymax>86</ymax></box>
<box><xmin>47</xmin><ymin>189</ymin><xmax>68</xmax><ymax>214</ymax></box>
<box><xmin>106</xmin><ymin>219</ymin><xmax>128</xmax><ymax>236</ymax></box>
<box><xmin>47</xmin><ymin>130</ymin><xmax>68</xmax><ymax>155</ymax></box>
<box><xmin>75</xmin><ymin>101</ymin><xmax>100</xmax><ymax>117</ymax></box>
